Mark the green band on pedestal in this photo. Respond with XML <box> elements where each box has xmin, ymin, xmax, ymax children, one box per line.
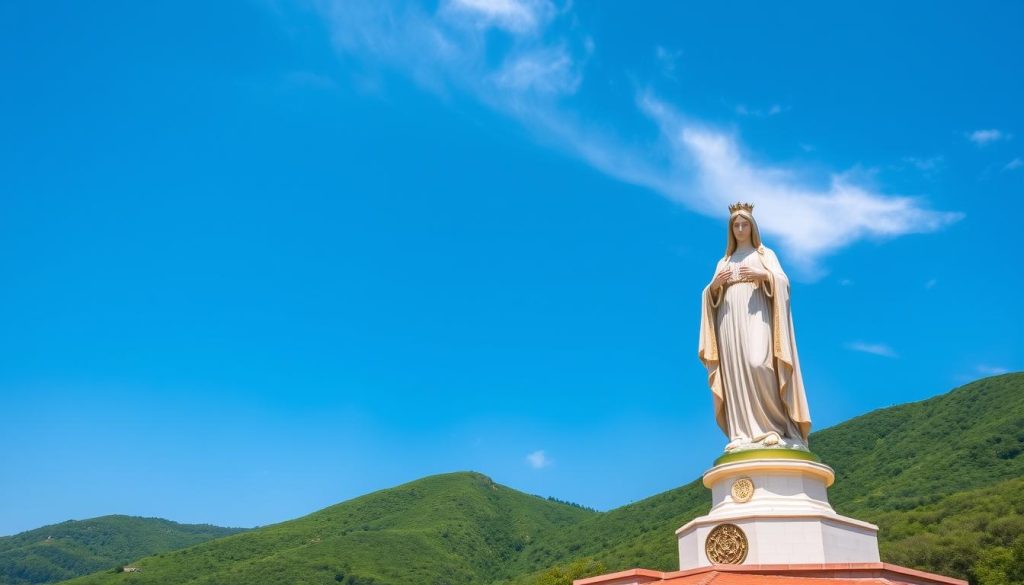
<box><xmin>713</xmin><ymin>448</ymin><xmax>821</xmax><ymax>466</ymax></box>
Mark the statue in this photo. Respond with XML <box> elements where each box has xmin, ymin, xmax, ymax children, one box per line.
<box><xmin>698</xmin><ymin>203</ymin><xmax>811</xmax><ymax>452</ymax></box>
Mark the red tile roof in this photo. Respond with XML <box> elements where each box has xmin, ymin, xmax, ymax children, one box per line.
<box><xmin>574</xmin><ymin>563</ymin><xmax>967</xmax><ymax>585</ymax></box>
<box><xmin>661</xmin><ymin>572</ymin><xmax>889</xmax><ymax>584</ymax></box>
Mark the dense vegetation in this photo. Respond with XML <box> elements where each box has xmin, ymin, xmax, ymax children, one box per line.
<box><xmin>815</xmin><ymin>373</ymin><xmax>1024</xmax><ymax>519</ymax></box>
<box><xmin>876</xmin><ymin>476</ymin><xmax>1024</xmax><ymax>584</ymax></box>
<box><xmin>60</xmin><ymin>473</ymin><xmax>596</xmax><ymax>585</ymax></box>
<box><xmin>48</xmin><ymin>373</ymin><xmax>1024</xmax><ymax>585</ymax></box>
<box><xmin>0</xmin><ymin>516</ymin><xmax>242</xmax><ymax>585</ymax></box>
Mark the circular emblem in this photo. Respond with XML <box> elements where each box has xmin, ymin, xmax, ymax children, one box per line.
<box><xmin>730</xmin><ymin>478</ymin><xmax>754</xmax><ymax>503</ymax></box>
<box><xmin>705</xmin><ymin>523</ymin><xmax>748</xmax><ymax>564</ymax></box>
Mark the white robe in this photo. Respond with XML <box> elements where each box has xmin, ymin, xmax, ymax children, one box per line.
<box><xmin>698</xmin><ymin>245</ymin><xmax>811</xmax><ymax>448</ymax></box>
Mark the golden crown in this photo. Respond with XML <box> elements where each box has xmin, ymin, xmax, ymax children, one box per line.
<box><xmin>728</xmin><ymin>202</ymin><xmax>754</xmax><ymax>215</ymax></box>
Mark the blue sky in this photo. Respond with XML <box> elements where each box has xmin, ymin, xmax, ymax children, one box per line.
<box><xmin>1</xmin><ymin>0</ymin><xmax>1021</xmax><ymax>535</ymax></box>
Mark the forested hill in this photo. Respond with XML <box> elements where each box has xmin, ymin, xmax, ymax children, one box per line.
<box><xmin>63</xmin><ymin>472</ymin><xmax>598</xmax><ymax>585</ymax></box>
<box><xmin>0</xmin><ymin>516</ymin><xmax>243</xmax><ymax>585</ymax></box>
<box><xmin>47</xmin><ymin>373</ymin><xmax>1024</xmax><ymax>585</ymax></box>
<box><xmin>816</xmin><ymin>372</ymin><xmax>1024</xmax><ymax>516</ymax></box>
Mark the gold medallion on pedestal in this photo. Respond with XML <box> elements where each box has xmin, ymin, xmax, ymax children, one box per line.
<box><xmin>705</xmin><ymin>523</ymin><xmax>748</xmax><ymax>564</ymax></box>
<box><xmin>730</xmin><ymin>477</ymin><xmax>754</xmax><ymax>503</ymax></box>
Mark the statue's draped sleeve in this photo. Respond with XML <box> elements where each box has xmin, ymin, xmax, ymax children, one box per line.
<box><xmin>698</xmin><ymin>258</ymin><xmax>728</xmax><ymax>436</ymax></box>
<box><xmin>758</xmin><ymin>247</ymin><xmax>812</xmax><ymax>440</ymax></box>
<box><xmin>698</xmin><ymin>248</ymin><xmax>812</xmax><ymax>442</ymax></box>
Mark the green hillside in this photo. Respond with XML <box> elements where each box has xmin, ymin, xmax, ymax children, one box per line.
<box><xmin>60</xmin><ymin>472</ymin><xmax>596</xmax><ymax>585</ymax></box>
<box><xmin>0</xmin><ymin>516</ymin><xmax>243</xmax><ymax>585</ymax></box>
<box><xmin>505</xmin><ymin>372</ymin><xmax>1024</xmax><ymax>583</ymax></box>
<box><xmin>57</xmin><ymin>373</ymin><xmax>1024</xmax><ymax>585</ymax></box>
<box><xmin>816</xmin><ymin>373</ymin><xmax>1024</xmax><ymax>517</ymax></box>
<box><xmin>875</xmin><ymin>476</ymin><xmax>1024</xmax><ymax>584</ymax></box>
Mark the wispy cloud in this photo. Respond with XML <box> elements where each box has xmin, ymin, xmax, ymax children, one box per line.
<box><xmin>976</xmin><ymin>365</ymin><xmax>1010</xmax><ymax>376</ymax></box>
<box><xmin>322</xmin><ymin>0</ymin><xmax>583</xmax><ymax>107</ymax></box>
<box><xmin>846</xmin><ymin>341</ymin><xmax>898</xmax><ymax>358</ymax></box>
<box><xmin>319</xmin><ymin>0</ymin><xmax>961</xmax><ymax>275</ymax></box>
<box><xmin>655</xmin><ymin>45</ymin><xmax>682</xmax><ymax>80</ymax></box>
<box><xmin>901</xmin><ymin>155</ymin><xmax>944</xmax><ymax>179</ymax></box>
<box><xmin>492</xmin><ymin>45</ymin><xmax>581</xmax><ymax>95</ymax></box>
<box><xmin>956</xmin><ymin>364</ymin><xmax>1014</xmax><ymax>383</ymax></box>
<box><xmin>1004</xmin><ymin>157</ymin><xmax>1023</xmax><ymax>171</ymax></box>
<box><xmin>442</xmin><ymin>0</ymin><xmax>555</xmax><ymax>34</ymax></box>
<box><xmin>637</xmin><ymin>94</ymin><xmax>962</xmax><ymax>273</ymax></box>
<box><xmin>925</xmin><ymin>278</ymin><xmax>937</xmax><ymax>289</ymax></box>
<box><xmin>903</xmin><ymin>156</ymin><xmax>943</xmax><ymax>171</ymax></box>
<box><xmin>526</xmin><ymin>450</ymin><xmax>552</xmax><ymax>469</ymax></box>
<box><xmin>968</xmin><ymin>128</ymin><xmax>1010</xmax><ymax>146</ymax></box>
<box><xmin>736</xmin><ymin>103</ymin><xmax>787</xmax><ymax>117</ymax></box>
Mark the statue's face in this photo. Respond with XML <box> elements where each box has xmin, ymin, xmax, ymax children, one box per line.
<box><xmin>732</xmin><ymin>216</ymin><xmax>752</xmax><ymax>244</ymax></box>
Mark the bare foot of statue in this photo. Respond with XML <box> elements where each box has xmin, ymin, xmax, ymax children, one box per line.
<box><xmin>724</xmin><ymin>438</ymin><xmax>751</xmax><ymax>452</ymax></box>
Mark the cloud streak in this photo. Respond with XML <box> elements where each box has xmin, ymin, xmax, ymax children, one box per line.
<box><xmin>736</xmin><ymin>103</ymin><xmax>786</xmax><ymax>117</ymax></box>
<box><xmin>655</xmin><ymin>45</ymin><xmax>683</xmax><ymax>80</ymax></box>
<box><xmin>968</xmin><ymin>129</ymin><xmax>1010</xmax><ymax>146</ymax></box>
<box><xmin>318</xmin><ymin>0</ymin><xmax>960</xmax><ymax>274</ymax></box>
<box><xmin>846</xmin><ymin>341</ymin><xmax>898</xmax><ymax>358</ymax></box>
<box><xmin>493</xmin><ymin>46</ymin><xmax>581</xmax><ymax>95</ymax></box>
<box><xmin>443</xmin><ymin>0</ymin><xmax>555</xmax><ymax>34</ymax></box>
<box><xmin>635</xmin><ymin>94</ymin><xmax>962</xmax><ymax>272</ymax></box>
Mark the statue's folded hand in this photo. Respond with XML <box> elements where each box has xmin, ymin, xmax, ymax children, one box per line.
<box><xmin>711</xmin><ymin>269</ymin><xmax>732</xmax><ymax>289</ymax></box>
<box><xmin>737</xmin><ymin>266</ymin><xmax>769</xmax><ymax>282</ymax></box>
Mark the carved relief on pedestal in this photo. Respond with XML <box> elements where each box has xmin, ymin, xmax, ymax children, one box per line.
<box><xmin>705</xmin><ymin>523</ymin><xmax>748</xmax><ymax>564</ymax></box>
<box><xmin>730</xmin><ymin>477</ymin><xmax>754</xmax><ymax>503</ymax></box>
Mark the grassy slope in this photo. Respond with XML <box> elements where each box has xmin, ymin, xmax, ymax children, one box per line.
<box><xmin>60</xmin><ymin>472</ymin><xmax>596</xmax><ymax>585</ymax></box>
<box><xmin>57</xmin><ymin>373</ymin><xmax>1024</xmax><ymax>585</ymax></box>
<box><xmin>0</xmin><ymin>516</ymin><xmax>243</xmax><ymax>585</ymax></box>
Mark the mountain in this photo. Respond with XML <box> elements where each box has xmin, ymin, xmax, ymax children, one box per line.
<box><xmin>61</xmin><ymin>472</ymin><xmax>596</xmax><ymax>585</ymax></box>
<box><xmin>58</xmin><ymin>373</ymin><xmax>1024</xmax><ymax>585</ymax></box>
<box><xmin>0</xmin><ymin>516</ymin><xmax>243</xmax><ymax>585</ymax></box>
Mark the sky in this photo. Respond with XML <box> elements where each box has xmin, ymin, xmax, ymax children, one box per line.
<box><xmin>0</xmin><ymin>0</ymin><xmax>1022</xmax><ymax>536</ymax></box>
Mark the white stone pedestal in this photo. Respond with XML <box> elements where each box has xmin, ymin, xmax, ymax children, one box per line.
<box><xmin>676</xmin><ymin>454</ymin><xmax>880</xmax><ymax>569</ymax></box>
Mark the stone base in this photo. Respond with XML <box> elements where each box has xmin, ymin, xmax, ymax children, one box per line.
<box><xmin>676</xmin><ymin>456</ymin><xmax>880</xmax><ymax>568</ymax></box>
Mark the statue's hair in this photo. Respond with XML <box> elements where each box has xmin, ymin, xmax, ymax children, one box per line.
<box><xmin>724</xmin><ymin>210</ymin><xmax>763</xmax><ymax>258</ymax></box>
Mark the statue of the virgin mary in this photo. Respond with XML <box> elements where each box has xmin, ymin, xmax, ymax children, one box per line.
<box><xmin>698</xmin><ymin>203</ymin><xmax>812</xmax><ymax>452</ymax></box>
